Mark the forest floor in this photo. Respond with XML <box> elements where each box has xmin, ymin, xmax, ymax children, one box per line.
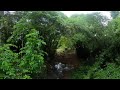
<box><xmin>47</xmin><ymin>50</ymin><xmax>80</xmax><ymax>79</ymax></box>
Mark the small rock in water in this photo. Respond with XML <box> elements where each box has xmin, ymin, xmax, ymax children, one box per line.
<box><xmin>64</xmin><ymin>67</ymin><xmax>70</xmax><ymax>71</ymax></box>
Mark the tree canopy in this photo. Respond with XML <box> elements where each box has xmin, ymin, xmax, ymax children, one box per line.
<box><xmin>1</xmin><ymin>11</ymin><xmax>120</xmax><ymax>79</ymax></box>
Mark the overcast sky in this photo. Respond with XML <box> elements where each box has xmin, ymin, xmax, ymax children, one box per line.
<box><xmin>61</xmin><ymin>11</ymin><xmax>111</xmax><ymax>19</ymax></box>
<box><xmin>10</xmin><ymin>11</ymin><xmax>112</xmax><ymax>19</ymax></box>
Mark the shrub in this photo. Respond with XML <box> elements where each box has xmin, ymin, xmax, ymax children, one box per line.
<box><xmin>0</xmin><ymin>29</ymin><xmax>46</xmax><ymax>79</ymax></box>
<box><xmin>71</xmin><ymin>56</ymin><xmax>120</xmax><ymax>79</ymax></box>
<box><xmin>19</xmin><ymin>29</ymin><xmax>46</xmax><ymax>78</ymax></box>
<box><xmin>94</xmin><ymin>63</ymin><xmax>120</xmax><ymax>79</ymax></box>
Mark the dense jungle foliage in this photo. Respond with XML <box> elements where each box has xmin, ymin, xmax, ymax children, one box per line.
<box><xmin>0</xmin><ymin>11</ymin><xmax>120</xmax><ymax>79</ymax></box>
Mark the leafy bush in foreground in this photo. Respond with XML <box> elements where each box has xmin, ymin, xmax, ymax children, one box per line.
<box><xmin>0</xmin><ymin>29</ymin><xmax>46</xmax><ymax>79</ymax></box>
<box><xmin>72</xmin><ymin>62</ymin><xmax>120</xmax><ymax>79</ymax></box>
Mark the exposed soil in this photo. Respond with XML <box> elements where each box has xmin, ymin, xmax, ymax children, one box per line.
<box><xmin>54</xmin><ymin>51</ymin><xmax>80</xmax><ymax>68</ymax></box>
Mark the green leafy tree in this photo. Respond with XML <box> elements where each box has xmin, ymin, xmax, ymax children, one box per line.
<box><xmin>8</xmin><ymin>11</ymin><xmax>66</xmax><ymax>62</ymax></box>
<box><xmin>67</xmin><ymin>13</ymin><xmax>109</xmax><ymax>56</ymax></box>
<box><xmin>0</xmin><ymin>11</ymin><xmax>27</xmax><ymax>45</ymax></box>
